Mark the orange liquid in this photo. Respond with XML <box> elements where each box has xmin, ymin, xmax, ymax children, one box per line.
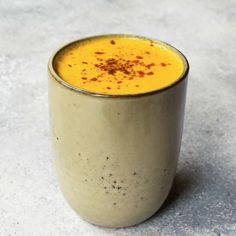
<box><xmin>54</xmin><ymin>35</ymin><xmax>185</xmax><ymax>95</ymax></box>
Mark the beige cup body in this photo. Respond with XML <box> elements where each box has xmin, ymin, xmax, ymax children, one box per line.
<box><xmin>48</xmin><ymin>72</ymin><xmax>187</xmax><ymax>227</ymax></box>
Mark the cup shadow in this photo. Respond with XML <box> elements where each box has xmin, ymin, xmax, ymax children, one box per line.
<box><xmin>165</xmin><ymin>171</ymin><xmax>196</xmax><ymax>208</ymax></box>
<box><xmin>149</xmin><ymin>168</ymin><xmax>197</xmax><ymax>220</ymax></box>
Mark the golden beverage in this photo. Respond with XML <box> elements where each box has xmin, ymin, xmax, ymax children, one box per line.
<box><xmin>54</xmin><ymin>35</ymin><xmax>185</xmax><ymax>95</ymax></box>
<box><xmin>48</xmin><ymin>35</ymin><xmax>189</xmax><ymax>227</ymax></box>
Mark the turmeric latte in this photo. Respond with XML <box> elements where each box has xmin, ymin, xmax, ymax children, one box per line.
<box><xmin>54</xmin><ymin>35</ymin><xmax>186</xmax><ymax>95</ymax></box>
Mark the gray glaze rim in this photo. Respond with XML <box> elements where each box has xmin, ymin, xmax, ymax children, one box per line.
<box><xmin>48</xmin><ymin>34</ymin><xmax>189</xmax><ymax>98</ymax></box>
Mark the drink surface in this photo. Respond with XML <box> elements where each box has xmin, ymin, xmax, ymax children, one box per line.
<box><xmin>54</xmin><ymin>35</ymin><xmax>185</xmax><ymax>95</ymax></box>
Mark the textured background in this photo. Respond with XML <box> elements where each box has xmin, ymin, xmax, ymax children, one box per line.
<box><xmin>0</xmin><ymin>0</ymin><xmax>236</xmax><ymax>235</ymax></box>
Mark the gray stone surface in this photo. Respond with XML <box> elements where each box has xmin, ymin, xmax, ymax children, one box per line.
<box><xmin>0</xmin><ymin>0</ymin><xmax>236</xmax><ymax>235</ymax></box>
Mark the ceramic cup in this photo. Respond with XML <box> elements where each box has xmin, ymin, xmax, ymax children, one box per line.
<box><xmin>48</xmin><ymin>35</ymin><xmax>189</xmax><ymax>228</ymax></box>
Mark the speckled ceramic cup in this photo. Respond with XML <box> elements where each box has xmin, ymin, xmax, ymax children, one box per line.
<box><xmin>48</xmin><ymin>35</ymin><xmax>189</xmax><ymax>228</ymax></box>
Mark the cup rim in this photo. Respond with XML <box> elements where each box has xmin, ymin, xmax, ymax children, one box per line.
<box><xmin>48</xmin><ymin>34</ymin><xmax>189</xmax><ymax>98</ymax></box>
